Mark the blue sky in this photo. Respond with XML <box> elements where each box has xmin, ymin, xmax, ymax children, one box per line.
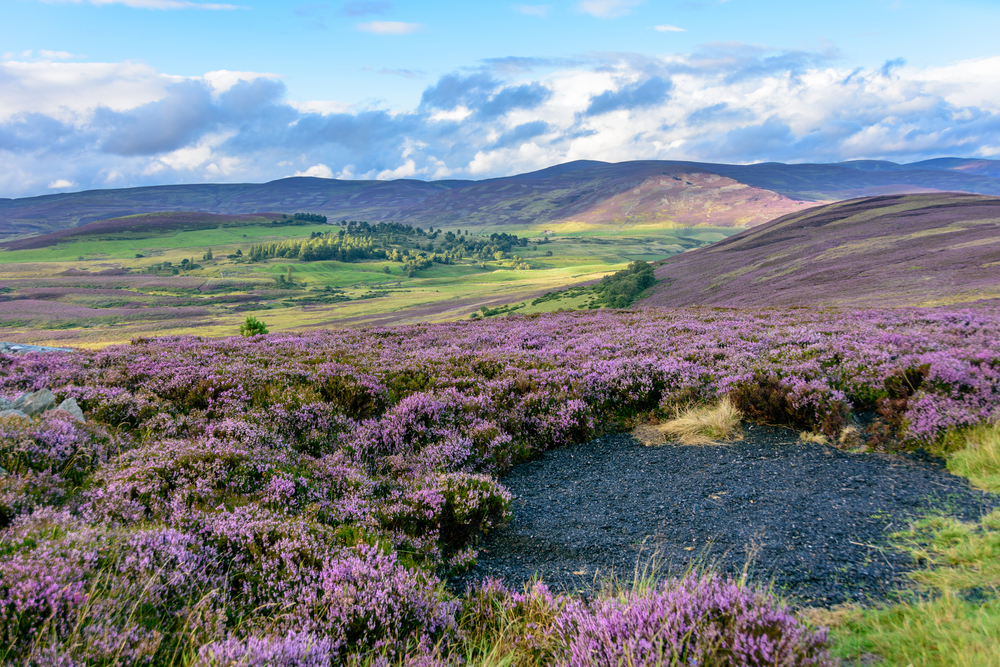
<box><xmin>2</xmin><ymin>0</ymin><xmax>1000</xmax><ymax>197</ymax></box>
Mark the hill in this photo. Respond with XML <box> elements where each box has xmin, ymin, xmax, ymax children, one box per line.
<box><xmin>5</xmin><ymin>157</ymin><xmax>1000</xmax><ymax>241</ymax></box>
<box><xmin>639</xmin><ymin>193</ymin><xmax>1000</xmax><ymax>308</ymax></box>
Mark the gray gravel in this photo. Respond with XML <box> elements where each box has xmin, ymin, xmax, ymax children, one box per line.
<box><xmin>455</xmin><ymin>426</ymin><xmax>998</xmax><ymax>607</ymax></box>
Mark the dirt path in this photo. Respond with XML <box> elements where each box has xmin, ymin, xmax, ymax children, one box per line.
<box><xmin>454</xmin><ymin>426</ymin><xmax>998</xmax><ymax>607</ymax></box>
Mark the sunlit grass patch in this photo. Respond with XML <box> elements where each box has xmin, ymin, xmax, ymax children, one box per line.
<box><xmin>635</xmin><ymin>397</ymin><xmax>744</xmax><ymax>446</ymax></box>
<box><xmin>822</xmin><ymin>506</ymin><xmax>1000</xmax><ymax>666</ymax></box>
<box><xmin>948</xmin><ymin>421</ymin><xmax>1000</xmax><ymax>494</ymax></box>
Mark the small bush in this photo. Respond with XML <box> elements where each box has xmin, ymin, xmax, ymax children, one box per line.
<box><xmin>239</xmin><ymin>316</ymin><xmax>269</xmax><ymax>337</ymax></box>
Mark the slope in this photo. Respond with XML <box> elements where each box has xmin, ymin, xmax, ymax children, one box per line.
<box><xmin>4</xmin><ymin>158</ymin><xmax>1000</xmax><ymax>240</ymax></box>
<box><xmin>639</xmin><ymin>193</ymin><xmax>1000</xmax><ymax>308</ymax></box>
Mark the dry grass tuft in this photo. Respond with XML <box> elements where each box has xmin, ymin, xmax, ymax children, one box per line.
<box><xmin>637</xmin><ymin>397</ymin><xmax>743</xmax><ymax>446</ymax></box>
<box><xmin>837</xmin><ymin>426</ymin><xmax>861</xmax><ymax>448</ymax></box>
<box><xmin>799</xmin><ymin>431</ymin><xmax>829</xmax><ymax>445</ymax></box>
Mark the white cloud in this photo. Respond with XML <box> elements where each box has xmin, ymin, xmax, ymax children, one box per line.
<box><xmin>0</xmin><ymin>59</ymin><xmax>179</xmax><ymax>121</ymax></box>
<box><xmin>293</xmin><ymin>164</ymin><xmax>335</xmax><ymax>178</ymax></box>
<box><xmin>356</xmin><ymin>21</ymin><xmax>421</xmax><ymax>35</ymax></box>
<box><xmin>288</xmin><ymin>100</ymin><xmax>355</xmax><ymax>115</ymax></box>
<box><xmin>202</xmin><ymin>70</ymin><xmax>283</xmax><ymax>94</ymax></box>
<box><xmin>377</xmin><ymin>158</ymin><xmax>417</xmax><ymax>179</ymax></box>
<box><xmin>47</xmin><ymin>178</ymin><xmax>76</xmax><ymax>189</ymax></box>
<box><xmin>653</xmin><ymin>24</ymin><xmax>685</xmax><ymax>32</ymax></box>
<box><xmin>513</xmin><ymin>4</ymin><xmax>550</xmax><ymax>17</ymax></box>
<box><xmin>577</xmin><ymin>0</ymin><xmax>644</xmax><ymax>18</ymax></box>
<box><xmin>39</xmin><ymin>0</ymin><xmax>245</xmax><ymax>9</ymax></box>
<box><xmin>4</xmin><ymin>48</ymin><xmax>1000</xmax><ymax>197</ymax></box>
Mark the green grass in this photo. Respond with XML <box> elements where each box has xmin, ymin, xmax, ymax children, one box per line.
<box><xmin>0</xmin><ymin>222</ymin><xmax>741</xmax><ymax>346</ymax></box>
<box><xmin>819</xmin><ymin>422</ymin><xmax>1000</xmax><ymax>666</ymax></box>
<box><xmin>0</xmin><ymin>223</ymin><xmax>333</xmax><ymax>263</ymax></box>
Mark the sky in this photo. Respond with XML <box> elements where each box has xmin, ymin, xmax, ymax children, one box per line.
<box><xmin>2</xmin><ymin>0</ymin><xmax>1000</xmax><ymax>198</ymax></box>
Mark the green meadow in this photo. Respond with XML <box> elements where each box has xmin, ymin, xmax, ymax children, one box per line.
<box><xmin>0</xmin><ymin>219</ymin><xmax>739</xmax><ymax>347</ymax></box>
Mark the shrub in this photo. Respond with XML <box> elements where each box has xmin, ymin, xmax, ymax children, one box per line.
<box><xmin>239</xmin><ymin>316</ymin><xmax>269</xmax><ymax>337</ymax></box>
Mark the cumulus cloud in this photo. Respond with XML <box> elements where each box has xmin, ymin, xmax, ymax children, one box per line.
<box><xmin>4</xmin><ymin>48</ymin><xmax>1000</xmax><ymax>196</ymax></box>
<box><xmin>584</xmin><ymin>76</ymin><xmax>671</xmax><ymax>116</ymax></box>
<box><xmin>47</xmin><ymin>178</ymin><xmax>75</xmax><ymax>189</ymax></box>
<box><xmin>356</xmin><ymin>20</ymin><xmax>420</xmax><ymax>34</ymax></box>
<box><xmin>293</xmin><ymin>163</ymin><xmax>335</xmax><ymax>178</ymax></box>
<box><xmin>653</xmin><ymin>24</ymin><xmax>685</xmax><ymax>32</ymax></box>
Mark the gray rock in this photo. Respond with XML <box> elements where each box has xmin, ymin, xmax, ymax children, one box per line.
<box><xmin>0</xmin><ymin>397</ymin><xmax>10</xmax><ymax>410</ymax></box>
<box><xmin>0</xmin><ymin>465</ymin><xmax>6</xmax><ymax>477</ymax></box>
<box><xmin>0</xmin><ymin>409</ymin><xmax>30</xmax><ymax>421</ymax></box>
<box><xmin>14</xmin><ymin>389</ymin><xmax>56</xmax><ymax>416</ymax></box>
<box><xmin>0</xmin><ymin>342</ymin><xmax>73</xmax><ymax>354</ymax></box>
<box><xmin>11</xmin><ymin>392</ymin><xmax>29</xmax><ymax>411</ymax></box>
<box><xmin>55</xmin><ymin>397</ymin><xmax>86</xmax><ymax>422</ymax></box>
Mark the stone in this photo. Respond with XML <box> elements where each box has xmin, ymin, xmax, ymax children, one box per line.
<box><xmin>0</xmin><ymin>397</ymin><xmax>10</xmax><ymax>410</ymax></box>
<box><xmin>55</xmin><ymin>397</ymin><xmax>86</xmax><ymax>422</ymax></box>
<box><xmin>0</xmin><ymin>465</ymin><xmax>6</xmax><ymax>477</ymax></box>
<box><xmin>13</xmin><ymin>389</ymin><xmax>56</xmax><ymax>416</ymax></box>
<box><xmin>10</xmin><ymin>392</ymin><xmax>29</xmax><ymax>411</ymax></box>
<box><xmin>0</xmin><ymin>409</ymin><xmax>30</xmax><ymax>421</ymax></box>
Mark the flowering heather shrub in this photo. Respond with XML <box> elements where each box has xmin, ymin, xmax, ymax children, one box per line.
<box><xmin>553</xmin><ymin>575</ymin><xmax>832</xmax><ymax>667</ymax></box>
<box><xmin>195</xmin><ymin>631</ymin><xmax>334</xmax><ymax>667</ymax></box>
<box><xmin>1</xmin><ymin>307</ymin><xmax>998</xmax><ymax>663</ymax></box>
<box><xmin>457</xmin><ymin>576</ymin><xmax>832</xmax><ymax>667</ymax></box>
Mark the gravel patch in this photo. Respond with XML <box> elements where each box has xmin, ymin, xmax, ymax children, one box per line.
<box><xmin>454</xmin><ymin>425</ymin><xmax>999</xmax><ymax>607</ymax></box>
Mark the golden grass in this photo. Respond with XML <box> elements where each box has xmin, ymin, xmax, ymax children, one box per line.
<box><xmin>635</xmin><ymin>397</ymin><xmax>743</xmax><ymax>446</ymax></box>
<box><xmin>799</xmin><ymin>431</ymin><xmax>829</xmax><ymax>445</ymax></box>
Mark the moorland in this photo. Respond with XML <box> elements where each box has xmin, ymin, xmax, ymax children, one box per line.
<box><xmin>2</xmin><ymin>160</ymin><xmax>1000</xmax><ymax>666</ymax></box>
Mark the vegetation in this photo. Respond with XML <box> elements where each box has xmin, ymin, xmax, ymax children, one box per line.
<box><xmin>648</xmin><ymin>397</ymin><xmax>745</xmax><ymax>446</ymax></box>
<box><xmin>593</xmin><ymin>260</ymin><xmax>656</xmax><ymax>307</ymax></box>
<box><xmin>0</xmin><ymin>308</ymin><xmax>999</xmax><ymax>664</ymax></box>
<box><xmin>238</xmin><ymin>315</ymin><xmax>268</xmax><ymax>336</ymax></box>
<box><xmin>0</xmin><ymin>215</ymin><xmax>726</xmax><ymax>346</ymax></box>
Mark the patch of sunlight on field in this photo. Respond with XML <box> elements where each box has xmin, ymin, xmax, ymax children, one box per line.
<box><xmin>0</xmin><ymin>224</ymin><xmax>333</xmax><ymax>263</ymax></box>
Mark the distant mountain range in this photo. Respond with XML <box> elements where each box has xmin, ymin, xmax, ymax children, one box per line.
<box><xmin>4</xmin><ymin>158</ymin><xmax>1000</xmax><ymax>241</ymax></box>
<box><xmin>640</xmin><ymin>192</ymin><xmax>1000</xmax><ymax>309</ymax></box>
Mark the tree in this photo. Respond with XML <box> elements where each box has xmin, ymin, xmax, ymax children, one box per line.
<box><xmin>239</xmin><ymin>316</ymin><xmax>269</xmax><ymax>337</ymax></box>
<box><xmin>203</xmin><ymin>248</ymin><xmax>214</xmax><ymax>260</ymax></box>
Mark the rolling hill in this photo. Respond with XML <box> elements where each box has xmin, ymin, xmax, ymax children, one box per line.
<box><xmin>4</xmin><ymin>158</ymin><xmax>1000</xmax><ymax>241</ymax></box>
<box><xmin>639</xmin><ymin>193</ymin><xmax>1000</xmax><ymax>309</ymax></box>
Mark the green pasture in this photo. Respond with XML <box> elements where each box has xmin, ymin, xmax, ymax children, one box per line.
<box><xmin>0</xmin><ymin>222</ymin><xmax>741</xmax><ymax>345</ymax></box>
<box><xmin>0</xmin><ymin>223</ymin><xmax>334</xmax><ymax>263</ymax></box>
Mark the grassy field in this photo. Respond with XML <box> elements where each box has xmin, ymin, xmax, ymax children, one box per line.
<box><xmin>0</xmin><ymin>219</ymin><xmax>738</xmax><ymax>347</ymax></box>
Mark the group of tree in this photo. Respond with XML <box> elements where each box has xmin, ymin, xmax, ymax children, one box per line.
<box><xmin>267</xmin><ymin>212</ymin><xmax>329</xmax><ymax>227</ymax></box>
<box><xmin>147</xmin><ymin>258</ymin><xmax>202</xmax><ymax>275</ymax></box>
<box><xmin>593</xmin><ymin>260</ymin><xmax>656</xmax><ymax>308</ymax></box>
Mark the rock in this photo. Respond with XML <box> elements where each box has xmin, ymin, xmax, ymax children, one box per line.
<box><xmin>0</xmin><ymin>465</ymin><xmax>6</xmax><ymax>477</ymax></box>
<box><xmin>13</xmin><ymin>389</ymin><xmax>56</xmax><ymax>416</ymax></box>
<box><xmin>0</xmin><ymin>342</ymin><xmax>73</xmax><ymax>354</ymax></box>
<box><xmin>10</xmin><ymin>392</ymin><xmax>29</xmax><ymax>411</ymax></box>
<box><xmin>0</xmin><ymin>409</ymin><xmax>30</xmax><ymax>421</ymax></box>
<box><xmin>0</xmin><ymin>397</ymin><xmax>10</xmax><ymax>410</ymax></box>
<box><xmin>55</xmin><ymin>397</ymin><xmax>86</xmax><ymax>422</ymax></box>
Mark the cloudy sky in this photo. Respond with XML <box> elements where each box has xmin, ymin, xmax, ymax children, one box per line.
<box><xmin>2</xmin><ymin>0</ymin><xmax>999</xmax><ymax>198</ymax></box>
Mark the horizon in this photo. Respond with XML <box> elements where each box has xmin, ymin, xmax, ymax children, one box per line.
<box><xmin>3</xmin><ymin>154</ymin><xmax>993</xmax><ymax>201</ymax></box>
<box><xmin>3</xmin><ymin>0</ymin><xmax>999</xmax><ymax>199</ymax></box>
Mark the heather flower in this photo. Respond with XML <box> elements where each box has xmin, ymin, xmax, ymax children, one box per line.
<box><xmin>552</xmin><ymin>574</ymin><xmax>833</xmax><ymax>667</ymax></box>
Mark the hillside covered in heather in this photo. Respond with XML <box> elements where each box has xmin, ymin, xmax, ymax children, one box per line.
<box><xmin>5</xmin><ymin>158</ymin><xmax>1000</xmax><ymax>240</ymax></box>
<box><xmin>1</xmin><ymin>307</ymin><xmax>999</xmax><ymax>665</ymax></box>
<box><xmin>640</xmin><ymin>193</ymin><xmax>1000</xmax><ymax>309</ymax></box>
